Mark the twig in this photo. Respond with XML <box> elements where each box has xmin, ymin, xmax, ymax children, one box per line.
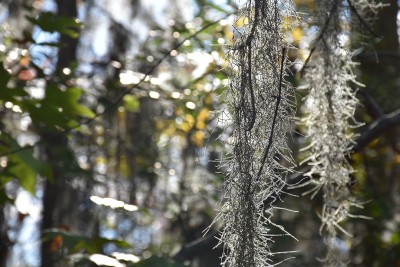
<box><xmin>243</xmin><ymin>0</ymin><xmax>261</xmax><ymax>131</ymax></box>
<box><xmin>256</xmin><ymin>47</ymin><xmax>286</xmax><ymax>180</ymax></box>
<box><xmin>300</xmin><ymin>3</ymin><xmax>338</xmax><ymax>76</ymax></box>
<box><xmin>244</xmin><ymin>43</ymin><xmax>256</xmax><ymax>131</ymax></box>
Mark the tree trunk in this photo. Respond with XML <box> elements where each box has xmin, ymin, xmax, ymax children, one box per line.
<box><xmin>0</xmin><ymin>210</ymin><xmax>10</xmax><ymax>267</ymax></box>
<box><xmin>360</xmin><ymin>0</ymin><xmax>400</xmax><ymax>113</ymax></box>
<box><xmin>40</xmin><ymin>1</ymin><xmax>80</xmax><ymax>267</ymax></box>
<box><xmin>55</xmin><ymin>0</ymin><xmax>79</xmax><ymax>71</ymax></box>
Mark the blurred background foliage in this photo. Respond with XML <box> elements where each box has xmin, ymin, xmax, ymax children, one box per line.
<box><xmin>0</xmin><ymin>0</ymin><xmax>399</xmax><ymax>266</ymax></box>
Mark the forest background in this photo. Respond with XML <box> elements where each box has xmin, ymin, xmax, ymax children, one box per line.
<box><xmin>0</xmin><ymin>0</ymin><xmax>399</xmax><ymax>266</ymax></box>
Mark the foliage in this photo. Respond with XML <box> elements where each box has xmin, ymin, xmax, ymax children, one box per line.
<box><xmin>0</xmin><ymin>1</ymin><xmax>399</xmax><ymax>267</ymax></box>
<box><xmin>27</xmin><ymin>12</ymin><xmax>82</xmax><ymax>38</ymax></box>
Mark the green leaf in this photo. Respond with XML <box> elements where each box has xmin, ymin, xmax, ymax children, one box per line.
<box><xmin>0</xmin><ymin>190</ymin><xmax>13</xmax><ymax>205</ymax></box>
<box><xmin>9</xmin><ymin>161</ymin><xmax>36</xmax><ymax>194</ymax></box>
<box><xmin>123</xmin><ymin>95</ymin><xmax>141</xmax><ymax>112</ymax></box>
<box><xmin>91</xmin><ymin>237</ymin><xmax>132</xmax><ymax>251</ymax></box>
<box><xmin>0</xmin><ymin>149</ymin><xmax>37</xmax><ymax>195</ymax></box>
<box><xmin>45</xmin><ymin>85</ymin><xmax>95</xmax><ymax>118</ymax></box>
<box><xmin>23</xmin><ymin>101</ymin><xmax>70</xmax><ymax>129</ymax></box>
<box><xmin>27</xmin><ymin>12</ymin><xmax>82</xmax><ymax>38</ymax></box>
<box><xmin>0</xmin><ymin>64</ymin><xmax>11</xmax><ymax>88</ymax></box>
<box><xmin>23</xmin><ymin>85</ymin><xmax>95</xmax><ymax>130</ymax></box>
<box><xmin>0</xmin><ymin>87</ymin><xmax>25</xmax><ymax>103</ymax></box>
<box><xmin>0</xmin><ymin>133</ymin><xmax>53</xmax><ymax>194</ymax></box>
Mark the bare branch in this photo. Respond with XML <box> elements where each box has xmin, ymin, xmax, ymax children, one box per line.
<box><xmin>172</xmin><ymin>230</ymin><xmax>220</xmax><ymax>261</ymax></box>
<box><xmin>355</xmin><ymin>51</ymin><xmax>400</xmax><ymax>61</ymax></box>
<box><xmin>351</xmin><ymin>108</ymin><xmax>400</xmax><ymax>153</ymax></box>
<box><xmin>356</xmin><ymin>90</ymin><xmax>385</xmax><ymax>119</ymax></box>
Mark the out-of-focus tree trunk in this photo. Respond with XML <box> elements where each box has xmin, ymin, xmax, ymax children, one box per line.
<box><xmin>7</xmin><ymin>0</ymin><xmax>32</xmax><ymax>40</ymax></box>
<box><xmin>353</xmin><ymin>1</ymin><xmax>400</xmax><ymax>266</ymax></box>
<box><xmin>55</xmin><ymin>0</ymin><xmax>79</xmax><ymax>70</ymax></box>
<box><xmin>40</xmin><ymin>2</ymin><xmax>80</xmax><ymax>267</ymax></box>
<box><xmin>0</xmin><ymin>210</ymin><xmax>10</xmax><ymax>267</ymax></box>
<box><xmin>40</xmin><ymin>137</ymin><xmax>81</xmax><ymax>267</ymax></box>
<box><xmin>360</xmin><ymin>0</ymin><xmax>400</xmax><ymax>113</ymax></box>
<box><xmin>125</xmin><ymin>98</ymin><xmax>158</xmax><ymax>206</ymax></box>
<box><xmin>0</xmin><ymin>109</ymin><xmax>9</xmax><ymax>267</ymax></box>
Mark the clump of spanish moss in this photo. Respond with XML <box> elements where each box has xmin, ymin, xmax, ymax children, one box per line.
<box><xmin>300</xmin><ymin>1</ymin><xmax>383</xmax><ymax>266</ymax></box>
<box><xmin>213</xmin><ymin>1</ymin><xmax>298</xmax><ymax>266</ymax></box>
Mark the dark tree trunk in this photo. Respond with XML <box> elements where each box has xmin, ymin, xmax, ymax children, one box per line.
<box><xmin>55</xmin><ymin>0</ymin><xmax>79</xmax><ymax>70</ymax></box>
<box><xmin>40</xmin><ymin>136</ymin><xmax>80</xmax><ymax>267</ymax></box>
<box><xmin>0</xmin><ymin>210</ymin><xmax>10</xmax><ymax>267</ymax></box>
<box><xmin>40</xmin><ymin>1</ymin><xmax>80</xmax><ymax>267</ymax></box>
<box><xmin>359</xmin><ymin>0</ymin><xmax>400</xmax><ymax>113</ymax></box>
<box><xmin>353</xmin><ymin>1</ymin><xmax>400</xmax><ymax>266</ymax></box>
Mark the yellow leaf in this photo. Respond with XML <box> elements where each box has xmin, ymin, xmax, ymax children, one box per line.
<box><xmin>395</xmin><ymin>154</ymin><xmax>400</xmax><ymax>164</ymax></box>
<box><xmin>351</xmin><ymin>152</ymin><xmax>363</xmax><ymax>163</ymax></box>
<box><xmin>184</xmin><ymin>114</ymin><xmax>195</xmax><ymax>128</ymax></box>
<box><xmin>204</xmin><ymin>95</ymin><xmax>212</xmax><ymax>105</ymax></box>
<box><xmin>96</xmin><ymin>156</ymin><xmax>107</xmax><ymax>164</ymax></box>
<box><xmin>175</xmin><ymin>107</ymin><xmax>183</xmax><ymax>116</ymax></box>
<box><xmin>282</xmin><ymin>16</ymin><xmax>292</xmax><ymax>30</ymax></box>
<box><xmin>196</xmin><ymin>108</ymin><xmax>209</xmax><ymax>130</ymax></box>
<box><xmin>156</xmin><ymin>120</ymin><xmax>166</xmax><ymax>130</ymax></box>
<box><xmin>196</xmin><ymin>121</ymin><xmax>206</xmax><ymax>130</ymax></box>
<box><xmin>164</xmin><ymin>124</ymin><xmax>176</xmax><ymax>136</ymax></box>
<box><xmin>224</xmin><ymin>27</ymin><xmax>234</xmax><ymax>44</ymax></box>
<box><xmin>368</xmin><ymin>138</ymin><xmax>380</xmax><ymax>148</ymax></box>
<box><xmin>192</xmin><ymin>131</ymin><xmax>205</xmax><ymax>147</ymax></box>
<box><xmin>291</xmin><ymin>27</ymin><xmax>303</xmax><ymax>44</ymax></box>
<box><xmin>119</xmin><ymin>155</ymin><xmax>130</xmax><ymax>177</ymax></box>
<box><xmin>198</xmin><ymin>108</ymin><xmax>209</xmax><ymax>121</ymax></box>
<box><xmin>235</xmin><ymin>16</ymin><xmax>249</xmax><ymax>27</ymax></box>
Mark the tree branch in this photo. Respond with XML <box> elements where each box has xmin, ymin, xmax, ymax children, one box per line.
<box><xmin>172</xmin><ymin>230</ymin><xmax>220</xmax><ymax>261</ymax></box>
<box><xmin>351</xmin><ymin>108</ymin><xmax>400</xmax><ymax>153</ymax></box>
<box><xmin>356</xmin><ymin>90</ymin><xmax>385</xmax><ymax>119</ymax></box>
<box><xmin>355</xmin><ymin>51</ymin><xmax>400</xmax><ymax>61</ymax></box>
